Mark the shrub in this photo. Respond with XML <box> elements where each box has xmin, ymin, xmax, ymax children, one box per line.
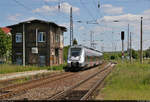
<box><xmin>47</xmin><ymin>64</ymin><xmax>66</xmax><ymax>71</ymax></box>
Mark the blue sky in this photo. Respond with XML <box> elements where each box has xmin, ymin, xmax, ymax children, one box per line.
<box><xmin>1</xmin><ymin>0</ymin><xmax>150</xmax><ymax>52</ymax></box>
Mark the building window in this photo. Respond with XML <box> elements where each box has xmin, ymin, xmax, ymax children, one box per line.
<box><xmin>38</xmin><ymin>32</ymin><xmax>46</xmax><ymax>42</ymax></box>
<box><xmin>16</xmin><ymin>33</ymin><xmax>22</xmax><ymax>43</ymax></box>
<box><xmin>56</xmin><ymin>34</ymin><xmax>59</xmax><ymax>42</ymax></box>
<box><xmin>55</xmin><ymin>49</ymin><xmax>59</xmax><ymax>56</ymax></box>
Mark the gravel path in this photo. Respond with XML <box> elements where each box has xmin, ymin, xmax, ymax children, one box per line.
<box><xmin>8</xmin><ymin>67</ymin><xmax>101</xmax><ymax>100</ymax></box>
<box><xmin>0</xmin><ymin>70</ymin><xmax>60</xmax><ymax>81</ymax></box>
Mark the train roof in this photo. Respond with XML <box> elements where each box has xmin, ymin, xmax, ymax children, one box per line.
<box><xmin>70</xmin><ymin>45</ymin><xmax>102</xmax><ymax>53</ymax></box>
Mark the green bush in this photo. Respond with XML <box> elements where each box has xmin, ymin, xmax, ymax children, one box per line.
<box><xmin>63</xmin><ymin>46</ymin><xmax>70</xmax><ymax>62</ymax></box>
<box><xmin>47</xmin><ymin>64</ymin><xmax>66</xmax><ymax>71</ymax></box>
<box><xmin>100</xmin><ymin>61</ymin><xmax>150</xmax><ymax>100</ymax></box>
<box><xmin>0</xmin><ymin>64</ymin><xmax>49</xmax><ymax>74</ymax></box>
<box><xmin>110</xmin><ymin>55</ymin><xmax>115</xmax><ymax>60</ymax></box>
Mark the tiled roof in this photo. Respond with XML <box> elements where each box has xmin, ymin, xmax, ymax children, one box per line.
<box><xmin>7</xmin><ymin>19</ymin><xmax>67</xmax><ymax>32</ymax></box>
<box><xmin>1</xmin><ymin>27</ymin><xmax>11</xmax><ymax>35</ymax></box>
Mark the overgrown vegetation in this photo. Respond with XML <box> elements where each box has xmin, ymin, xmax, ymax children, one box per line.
<box><xmin>0</xmin><ymin>28</ymin><xmax>12</xmax><ymax>63</ymax></box>
<box><xmin>144</xmin><ymin>47</ymin><xmax>150</xmax><ymax>58</ymax></box>
<box><xmin>103</xmin><ymin>47</ymin><xmax>150</xmax><ymax>61</ymax></box>
<box><xmin>0</xmin><ymin>64</ymin><xmax>66</xmax><ymax>74</ymax></box>
<box><xmin>63</xmin><ymin>39</ymin><xmax>78</xmax><ymax>62</ymax></box>
<box><xmin>0</xmin><ymin>64</ymin><xmax>48</xmax><ymax>74</ymax></box>
<box><xmin>47</xmin><ymin>64</ymin><xmax>66</xmax><ymax>70</ymax></box>
<box><xmin>103</xmin><ymin>49</ymin><xmax>140</xmax><ymax>60</ymax></box>
<box><xmin>73</xmin><ymin>38</ymin><xmax>78</xmax><ymax>45</ymax></box>
<box><xmin>98</xmin><ymin>60</ymin><xmax>150</xmax><ymax>100</ymax></box>
<box><xmin>63</xmin><ymin>45</ymin><xmax>70</xmax><ymax>62</ymax></box>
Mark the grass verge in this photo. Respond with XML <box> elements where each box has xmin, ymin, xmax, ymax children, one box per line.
<box><xmin>96</xmin><ymin>60</ymin><xmax>150</xmax><ymax>100</ymax></box>
<box><xmin>0</xmin><ymin>64</ymin><xmax>66</xmax><ymax>74</ymax></box>
<box><xmin>0</xmin><ymin>72</ymin><xmax>56</xmax><ymax>88</ymax></box>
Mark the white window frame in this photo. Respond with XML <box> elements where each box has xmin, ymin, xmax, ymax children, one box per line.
<box><xmin>38</xmin><ymin>32</ymin><xmax>46</xmax><ymax>42</ymax></box>
<box><xmin>16</xmin><ymin>33</ymin><xmax>22</xmax><ymax>43</ymax></box>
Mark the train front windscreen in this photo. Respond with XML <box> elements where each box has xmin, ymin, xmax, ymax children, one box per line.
<box><xmin>71</xmin><ymin>48</ymin><xmax>81</xmax><ymax>57</ymax></box>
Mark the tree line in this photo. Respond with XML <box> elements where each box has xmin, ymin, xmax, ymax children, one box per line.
<box><xmin>0</xmin><ymin>28</ymin><xmax>11</xmax><ymax>63</ymax></box>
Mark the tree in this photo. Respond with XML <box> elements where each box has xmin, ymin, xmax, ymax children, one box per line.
<box><xmin>73</xmin><ymin>38</ymin><xmax>78</xmax><ymax>45</ymax></box>
<box><xmin>63</xmin><ymin>45</ymin><xmax>70</xmax><ymax>62</ymax></box>
<box><xmin>144</xmin><ymin>47</ymin><xmax>150</xmax><ymax>58</ymax></box>
<box><xmin>129</xmin><ymin>49</ymin><xmax>139</xmax><ymax>59</ymax></box>
<box><xmin>0</xmin><ymin>28</ymin><xmax>12</xmax><ymax>61</ymax></box>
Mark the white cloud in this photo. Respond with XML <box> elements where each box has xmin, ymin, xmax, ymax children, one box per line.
<box><xmin>93</xmin><ymin>26</ymin><xmax>112</xmax><ymax>34</ymax></box>
<box><xmin>8</xmin><ymin>15</ymin><xmax>39</xmax><ymax>23</ymax></box>
<box><xmin>8</xmin><ymin>14</ymin><xmax>21</xmax><ymax>22</ymax></box>
<box><xmin>101</xmin><ymin>4</ymin><xmax>123</xmax><ymax>15</ymax></box>
<box><xmin>33</xmin><ymin>5</ymin><xmax>57</xmax><ymax>14</ymax></box>
<box><xmin>60</xmin><ymin>2</ymin><xmax>79</xmax><ymax>14</ymax></box>
<box><xmin>99</xmin><ymin>13</ymin><xmax>141</xmax><ymax>23</ymax></box>
<box><xmin>93</xmin><ymin>8</ymin><xmax>150</xmax><ymax>51</ymax></box>
<box><xmin>143</xmin><ymin>9</ymin><xmax>150</xmax><ymax>14</ymax></box>
<box><xmin>32</xmin><ymin>2</ymin><xmax>80</xmax><ymax>15</ymax></box>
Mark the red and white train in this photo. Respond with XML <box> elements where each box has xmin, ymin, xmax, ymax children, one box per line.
<box><xmin>67</xmin><ymin>45</ymin><xmax>103</xmax><ymax>71</ymax></box>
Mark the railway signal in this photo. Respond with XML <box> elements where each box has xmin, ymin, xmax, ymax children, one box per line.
<box><xmin>98</xmin><ymin>1</ymin><xmax>100</xmax><ymax>8</ymax></box>
<box><xmin>121</xmin><ymin>31</ymin><xmax>124</xmax><ymax>40</ymax></box>
<box><xmin>121</xmin><ymin>31</ymin><xmax>125</xmax><ymax>62</ymax></box>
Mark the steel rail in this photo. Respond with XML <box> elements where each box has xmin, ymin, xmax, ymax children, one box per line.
<box><xmin>48</xmin><ymin>63</ymin><xmax>111</xmax><ymax>100</ymax></box>
<box><xmin>0</xmin><ymin>71</ymin><xmax>60</xmax><ymax>87</ymax></box>
<box><xmin>0</xmin><ymin>72</ymin><xmax>66</xmax><ymax>92</ymax></box>
<box><xmin>0</xmin><ymin>72</ymin><xmax>77</xmax><ymax>99</ymax></box>
<box><xmin>81</xmin><ymin>64</ymin><xmax>115</xmax><ymax>100</ymax></box>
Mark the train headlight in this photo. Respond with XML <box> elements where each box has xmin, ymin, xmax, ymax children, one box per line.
<box><xmin>79</xmin><ymin>56</ymin><xmax>81</xmax><ymax>60</ymax></box>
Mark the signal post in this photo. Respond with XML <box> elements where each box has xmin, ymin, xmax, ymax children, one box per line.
<box><xmin>121</xmin><ymin>31</ymin><xmax>125</xmax><ymax>62</ymax></box>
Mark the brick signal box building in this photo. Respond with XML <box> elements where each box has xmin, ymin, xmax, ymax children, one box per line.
<box><xmin>8</xmin><ymin>19</ymin><xmax>67</xmax><ymax>66</ymax></box>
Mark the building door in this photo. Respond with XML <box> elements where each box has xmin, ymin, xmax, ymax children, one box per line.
<box><xmin>55</xmin><ymin>49</ymin><xmax>59</xmax><ymax>64</ymax></box>
<box><xmin>39</xmin><ymin>56</ymin><xmax>46</xmax><ymax>66</ymax></box>
<box><xmin>16</xmin><ymin>57</ymin><xmax>22</xmax><ymax>65</ymax></box>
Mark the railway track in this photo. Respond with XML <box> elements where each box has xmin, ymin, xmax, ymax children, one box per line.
<box><xmin>0</xmin><ymin>72</ymin><xmax>76</xmax><ymax>99</ymax></box>
<box><xmin>0</xmin><ymin>71</ymin><xmax>59</xmax><ymax>88</ymax></box>
<box><xmin>48</xmin><ymin>62</ymin><xmax>115</xmax><ymax>100</ymax></box>
<box><xmin>0</xmin><ymin>62</ymin><xmax>114</xmax><ymax>100</ymax></box>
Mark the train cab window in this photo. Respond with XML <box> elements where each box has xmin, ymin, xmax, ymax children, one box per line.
<box><xmin>71</xmin><ymin>48</ymin><xmax>81</xmax><ymax>57</ymax></box>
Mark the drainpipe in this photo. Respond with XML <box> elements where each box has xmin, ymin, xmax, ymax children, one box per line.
<box><xmin>23</xmin><ymin>23</ymin><xmax>25</xmax><ymax>66</ymax></box>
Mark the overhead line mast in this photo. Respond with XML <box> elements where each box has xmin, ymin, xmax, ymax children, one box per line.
<box><xmin>70</xmin><ymin>7</ymin><xmax>73</xmax><ymax>46</ymax></box>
